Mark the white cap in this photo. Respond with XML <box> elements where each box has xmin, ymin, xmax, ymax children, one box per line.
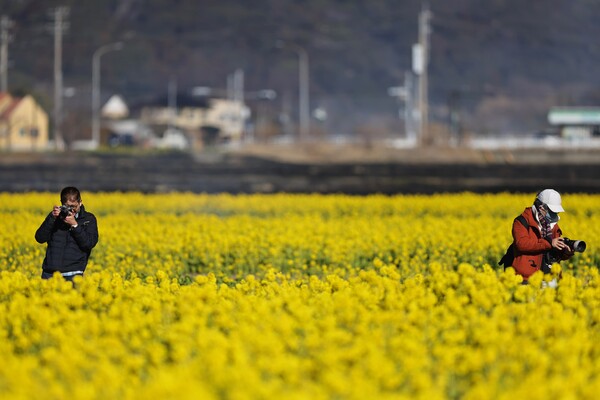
<box><xmin>536</xmin><ymin>189</ymin><xmax>565</xmax><ymax>213</ymax></box>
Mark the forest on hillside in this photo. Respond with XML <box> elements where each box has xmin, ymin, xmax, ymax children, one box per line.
<box><xmin>3</xmin><ymin>0</ymin><xmax>600</xmax><ymax>142</ymax></box>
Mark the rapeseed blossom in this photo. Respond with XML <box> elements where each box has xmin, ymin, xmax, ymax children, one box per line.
<box><xmin>0</xmin><ymin>192</ymin><xmax>598</xmax><ymax>398</ymax></box>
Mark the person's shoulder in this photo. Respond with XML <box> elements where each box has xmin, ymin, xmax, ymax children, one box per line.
<box><xmin>515</xmin><ymin>207</ymin><xmax>534</xmax><ymax>227</ymax></box>
<box><xmin>80</xmin><ymin>207</ymin><xmax>97</xmax><ymax>220</ymax></box>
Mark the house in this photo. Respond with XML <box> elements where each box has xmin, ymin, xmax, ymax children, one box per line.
<box><xmin>139</xmin><ymin>93</ymin><xmax>250</xmax><ymax>147</ymax></box>
<box><xmin>547</xmin><ymin>107</ymin><xmax>600</xmax><ymax>139</ymax></box>
<box><xmin>102</xmin><ymin>94</ymin><xmax>129</xmax><ymax>119</ymax></box>
<box><xmin>202</xmin><ymin>98</ymin><xmax>250</xmax><ymax>143</ymax></box>
<box><xmin>105</xmin><ymin>119</ymin><xmax>156</xmax><ymax>148</ymax></box>
<box><xmin>0</xmin><ymin>92</ymin><xmax>49</xmax><ymax>151</ymax></box>
<box><xmin>72</xmin><ymin>94</ymin><xmax>133</xmax><ymax>150</ymax></box>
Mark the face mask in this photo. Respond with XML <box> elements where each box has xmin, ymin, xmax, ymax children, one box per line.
<box><xmin>544</xmin><ymin>206</ymin><xmax>559</xmax><ymax>223</ymax></box>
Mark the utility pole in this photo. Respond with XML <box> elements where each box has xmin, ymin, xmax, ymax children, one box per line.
<box><xmin>404</xmin><ymin>72</ymin><xmax>416</xmax><ymax>142</ymax></box>
<box><xmin>417</xmin><ymin>5</ymin><xmax>432</xmax><ymax>146</ymax></box>
<box><xmin>92</xmin><ymin>41</ymin><xmax>123</xmax><ymax>148</ymax></box>
<box><xmin>226</xmin><ymin>73</ymin><xmax>234</xmax><ymax>101</ymax></box>
<box><xmin>50</xmin><ymin>7</ymin><xmax>69</xmax><ymax>150</ymax></box>
<box><xmin>233</xmin><ymin>68</ymin><xmax>244</xmax><ymax>104</ymax></box>
<box><xmin>1</xmin><ymin>16</ymin><xmax>14</xmax><ymax>93</ymax></box>
<box><xmin>167</xmin><ymin>76</ymin><xmax>177</xmax><ymax>132</ymax></box>
<box><xmin>233</xmin><ymin>68</ymin><xmax>246</xmax><ymax>141</ymax></box>
<box><xmin>275</xmin><ymin>41</ymin><xmax>310</xmax><ymax>142</ymax></box>
<box><xmin>297</xmin><ymin>47</ymin><xmax>309</xmax><ymax>142</ymax></box>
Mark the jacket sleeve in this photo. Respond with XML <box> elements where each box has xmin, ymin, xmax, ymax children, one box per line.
<box><xmin>35</xmin><ymin>213</ymin><xmax>56</xmax><ymax>244</ymax></box>
<box><xmin>512</xmin><ymin>218</ymin><xmax>552</xmax><ymax>254</ymax></box>
<box><xmin>71</xmin><ymin>214</ymin><xmax>99</xmax><ymax>251</ymax></box>
<box><xmin>554</xmin><ymin>225</ymin><xmax>573</xmax><ymax>261</ymax></box>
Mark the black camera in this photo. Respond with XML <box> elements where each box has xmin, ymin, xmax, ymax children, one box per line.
<box><xmin>59</xmin><ymin>205</ymin><xmax>74</xmax><ymax>219</ymax></box>
<box><xmin>544</xmin><ymin>237</ymin><xmax>586</xmax><ymax>269</ymax></box>
<box><xmin>563</xmin><ymin>237</ymin><xmax>586</xmax><ymax>253</ymax></box>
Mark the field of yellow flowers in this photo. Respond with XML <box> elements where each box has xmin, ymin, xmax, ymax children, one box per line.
<box><xmin>0</xmin><ymin>192</ymin><xmax>599</xmax><ymax>399</ymax></box>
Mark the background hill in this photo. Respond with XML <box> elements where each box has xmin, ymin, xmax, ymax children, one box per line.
<box><xmin>3</xmin><ymin>0</ymin><xmax>600</xmax><ymax>142</ymax></box>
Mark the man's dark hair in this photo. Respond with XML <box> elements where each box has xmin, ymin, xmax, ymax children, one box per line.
<box><xmin>60</xmin><ymin>186</ymin><xmax>81</xmax><ymax>204</ymax></box>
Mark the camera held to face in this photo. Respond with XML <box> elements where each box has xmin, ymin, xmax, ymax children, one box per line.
<box><xmin>59</xmin><ymin>205</ymin><xmax>74</xmax><ymax>219</ymax></box>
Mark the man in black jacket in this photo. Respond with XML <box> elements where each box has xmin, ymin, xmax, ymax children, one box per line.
<box><xmin>35</xmin><ymin>186</ymin><xmax>99</xmax><ymax>281</ymax></box>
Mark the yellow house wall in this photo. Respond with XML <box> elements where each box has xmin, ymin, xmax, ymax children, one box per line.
<box><xmin>0</xmin><ymin>95</ymin><xmax>49</xmax><ymax>151</ymax></box>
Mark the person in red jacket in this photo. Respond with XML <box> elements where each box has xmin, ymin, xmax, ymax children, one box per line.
<box><xmin>511</xmin><ymin>189</ymin><xmax>573</xmax><ymax>284</ymax></box>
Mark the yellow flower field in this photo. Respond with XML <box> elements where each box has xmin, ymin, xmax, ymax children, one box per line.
<box><xmin>0</xmin><ymin>192</ymin><xmax>599</xmax><ymax>399</ymax></box>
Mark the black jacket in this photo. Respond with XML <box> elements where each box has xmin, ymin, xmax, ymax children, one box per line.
<box><xmin>35</xmin><ymin>205</ymin><xmax>99</xmax><ymax>273</ymax></box>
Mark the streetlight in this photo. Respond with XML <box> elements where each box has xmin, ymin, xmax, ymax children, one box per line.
<box><xmin>92</xmin><ymin>41</ymin><xmax>123</xmax><ymax>149</ymax></box>
<box><xmin>276</xmin><ymin>40</ymin><xmax>310</xmax><ymax>142</ymax></box>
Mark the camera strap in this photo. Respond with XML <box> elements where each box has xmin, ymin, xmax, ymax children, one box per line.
<box><xmin>515</xmin><ymin>215</ymin><xmax>528</xmax><ymax>231</ymax></box>
<box><xmin>498</xmin><ymin>216</ymin><xmax>529</xmax><ymax>269</ymax></box>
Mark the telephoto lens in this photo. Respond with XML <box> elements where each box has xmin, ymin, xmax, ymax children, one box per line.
<box><xmin>564</xmin><ymin>238</ymin><xmax>586</xmax><ymax>253</ymax></box>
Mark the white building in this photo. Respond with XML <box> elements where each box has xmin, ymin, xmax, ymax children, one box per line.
<box><xmin>548</xmin><ymin>107</ymin><xmax>600</xmax><ymax>139</ymax></box>
<box><xmin>139</xmin><ymin>96</ymin><xmax>250</xmax><ymax>145</ymax></box>
<box><xmin>102</xmin><ymin>95</ymin><xmax>129</xmax><ymax>119</ymax></box>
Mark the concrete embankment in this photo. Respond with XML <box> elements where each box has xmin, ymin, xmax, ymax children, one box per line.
<box><xmin>0</xmin><ymin>148</ymin><xmax>599</xmax><ymax>194</ymax></box>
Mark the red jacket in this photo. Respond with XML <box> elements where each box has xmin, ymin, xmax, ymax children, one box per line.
<box><xmin>512</xmin><ymin>207</ymin><xmax>563</xmax><ymax>280</ymax></box>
